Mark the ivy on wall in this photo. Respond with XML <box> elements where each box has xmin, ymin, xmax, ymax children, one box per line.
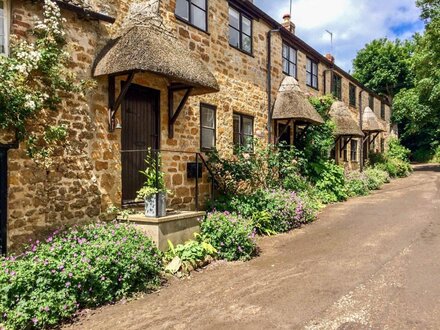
<box><xmin>0</xmin><ymin>0</ymin><xmax>88</xmax><ymax>166</ymax></box>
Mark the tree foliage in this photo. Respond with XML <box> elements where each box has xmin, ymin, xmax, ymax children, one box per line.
<box><xmin>352</xmin><ymin>38</ymin><xmax>415</xmax><ymax>102</ymax></box>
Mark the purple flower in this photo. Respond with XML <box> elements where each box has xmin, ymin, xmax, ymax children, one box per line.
<box><xmin>32</xmin><ymin>318</ymin><xmax>38</xmax><ymax>324</ymax></box>
<box><xmin>66</xmin><ymin>282</ymin><xmax>71</xmax><ymax>288</ymax></box>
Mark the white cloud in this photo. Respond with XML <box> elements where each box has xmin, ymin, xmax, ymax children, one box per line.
<box><xmin>255</xmin><ymin>0</ymin><xmax>425</xmax><ymax>71</ymax></box>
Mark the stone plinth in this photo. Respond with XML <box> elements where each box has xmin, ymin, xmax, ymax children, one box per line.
<box><xmin>116</xmin><ymin>211</ymin><xmax>206</xmax><ymax>251</ymax></box>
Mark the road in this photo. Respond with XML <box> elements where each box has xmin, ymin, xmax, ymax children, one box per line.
<box><xmin>67</xmin><ymin>164</ymin><xmax>440</xmax><ymax>330</ymax></box>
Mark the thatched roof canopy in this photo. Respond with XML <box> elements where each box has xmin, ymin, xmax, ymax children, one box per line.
<box><xmin>272</xmin><ymin>77</ymin><xmax>324</xmax><ymax>125</ymax></box>
<box><xmin>329</xmin><ymin>101</ymin><xmax>364</xmax><ymax>137</ymax></box>
<box><xmin>93</xmin><ymin>26</ymin><xmax>220</xmax><ymax>95</ymax></box>
<box><xmin>362</xmin><ymin>107</ymin><xmax>385</xmax><ymax>133</ymax></box>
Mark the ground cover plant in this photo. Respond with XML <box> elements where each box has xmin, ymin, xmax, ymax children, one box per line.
<box><xmin>199</xmin><ymin>212</ymin><xmax>257</xmax><ymax>261</ymax></box>
<box><xmin>369</xmin><ymin>138</ymin><xmax>412</xmax><ymax>178</ymax></box>
<box><xmin>0</xmin><ymin>222</ymin><xmax>162</xmax><ymax>329</ymax></box>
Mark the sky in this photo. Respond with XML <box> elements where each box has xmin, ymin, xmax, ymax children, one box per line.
<box><xmin>254</xmin><ymin>0</ymin><xmax>425</xmax><ymax>72</ymax></box>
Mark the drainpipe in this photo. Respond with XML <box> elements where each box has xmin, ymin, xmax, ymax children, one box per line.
<box><xmin>267</xmin><ymin>28</ymin><xmax>280</xmax><ymax>144</ymax></box>
<box><xmin>359</xmin><ymin>90</ymin><xmax>367</xmax><ymax>172</ymax></box>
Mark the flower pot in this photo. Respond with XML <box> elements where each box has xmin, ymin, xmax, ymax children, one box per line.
<box><xmin>145</xmin><ymin>192</ymin><xmax>167</xmax><ymax>218</ymax></box>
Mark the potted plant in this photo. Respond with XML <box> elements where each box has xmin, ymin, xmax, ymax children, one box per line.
<box><xmin>136</xmin><ymin>150</ymin><xmax>167</xmax><ymax>217</ymax></box>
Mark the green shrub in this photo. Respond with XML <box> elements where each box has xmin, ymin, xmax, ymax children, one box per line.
<box><xmin>432</xmin><ymin>145</ymin><xmax>440</xmax><ymax>163</ymax></box>
<box><xmin>200</xmin><ymin>212</ymin><xmax>256</xmax><ymax>261</ymax></box>
<box><xmin>210</xmin><ymin>188</ymin><xmax>317</xmax><ymax>235</ymax></box>
<box><xmin>364</xmin><ymin>167</ymin><xmax>390</xmax><ymax>190</ymax></box>
<box><xmin>345</xmin><ymin>172</ymin><xmax>370</xmax><ymax>197</ymax></box>
<box><xmin>165</xmin><ymin>235</ymin><xmax>217</xmax><ymax>266</ymax></box>
<box><xmin>0</xmin><ymin>222</ymin><xmax>162</xmax><ymax>330</ymax></box>
<box><xmin>375</xmin><ymin>158</ymin><xmax>412</xmax><ymax>178</ymax></box>
<box><xmin>387</xmin><ymin>137</ymin><xmax>411</xmax><ymax>162</ymax></box>
<box><xmin>313</xmin><ymin>161</ymin><xmax>348</xmax><ymax>203</ymax></box>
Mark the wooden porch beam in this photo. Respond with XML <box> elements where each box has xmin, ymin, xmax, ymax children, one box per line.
<box><xmin>108</xmin><ymin>71</ymin><xmax>136</xmax><ymax>132</ymax></box>
<box><xmin>168</xmin><ymin>87</ymin><xmax>193</xmax><ymax>138</ymax></box>
<box><xmin>275</xmin><ymin>118</ymin><xmax>293</xmax><ymax>144</ymax></box>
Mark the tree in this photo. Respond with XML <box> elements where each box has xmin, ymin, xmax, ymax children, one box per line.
<box><xmin>392</xmin><ymin>0</ymin><xmax>440</xmax><ymax>157</ymax></box>
<box><xmin>352</xmin><ymin>38</ymin><xmax>415</xmax><ymax>103</ymax></box>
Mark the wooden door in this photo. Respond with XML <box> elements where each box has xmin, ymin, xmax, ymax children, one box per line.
<box><xmin>121</xmin><ymin>84</ymin><xmax>159</xmax><ymax>205</ymax></box>
<box><xmin>0</xmin><ymin>149</ymin><xmax>7</xmax><ymax>255</ymax></box>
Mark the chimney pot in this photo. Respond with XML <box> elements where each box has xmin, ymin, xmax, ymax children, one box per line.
<box><xmin>325</xmin><ymin>53</ymin><xmax>335</xmax><ymax>63</ymax></box>
<box><xmin>281</xmin><ymin>13</ymin><xmax>296</xmax><ymax>35</ymax></box>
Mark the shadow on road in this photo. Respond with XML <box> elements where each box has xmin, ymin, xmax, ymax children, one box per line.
<box><xmin>412</xmin><ymin>164</ymin><xmax>440</xmax><ymax>172</ymax></box>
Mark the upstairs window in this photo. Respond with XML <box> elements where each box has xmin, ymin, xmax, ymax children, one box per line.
<box><xmin>229</xmin><ymin>7</ymin><xmax>252</xmax><ymax>54</ymax></box>
<box><xmin>282</xmin><ymin>43</ymin><xmax>297</xmax><ymax>78</ymax></box>
<box><xmin>200</xmin><ymin>103</ymin><xmax>216</xmax><ymax>151</ymax></box>
<box><xmin>175</xmin><ymin>0</ymin><xmax>207</xmax><ymax>31</ymax></box>
<box><xmin>233</xmin><ymin>113</ymin><xmax>254</xmax><ymax>151</ymax></box>
<box><xmin>0</xmin><ymin>0</ymin><xmax>9</xmax><ymax>55</ymax></box>
<box><xmin>381</xmin><ymin>102</ymin><xmax>385</xmax><ymax>119</ymax></box>
<box><xmin>332</xmin><ymin>74</ymin><xmax>342</xmax><ymax>100</ymax></box>
<box><xmin>369</xmin><ymin>95</ymin><xmax>375</xmax><ymax>110</ymax></box>
<box><xmin>349</xmin><ymin>83</ymin><xmax>356</xmax><ymax>107</ymax></box>
<box><xmin>306</xmin><ymin>58</ymin><xmax>318</xmax><ymax>89</ymax></box>
<box><xmin>350</xmin><ymin>139</ymin><xmax>358</xmax><ymax>161</ymax></box>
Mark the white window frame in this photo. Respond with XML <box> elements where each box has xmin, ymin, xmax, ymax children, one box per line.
<box><xmin>0</xmin><ymin>0</ymin><xmax>10</xmax><ymax>56</ymax></box>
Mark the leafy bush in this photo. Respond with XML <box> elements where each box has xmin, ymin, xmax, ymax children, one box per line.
<box><xmin>375</xmin><ymin>158</ymin><xmax>412</xmax><ymax>178</ymax></box>
<box><xmin>364</xmin><ymin>167</ymin><xmax>390</xmax><ymax>190</ymax></box>
<box><xmin>313</xmin><ymin>161</ymin><xmax>348</xmax><ymax>203</ymax></box>
<box><xmin>200</xmin><ymin>212</ymin><xmax>256</xmax><ymax>261</ymax></box>
<box><xmin>210</xmin><ymin>188</ymin><xmax>317</xmax><ymax>235</ymax></box>
<box><xmin>345</xmin><ymin>172</ymin><xmax>370</xmax><ymax>197</ymax></box>
<box><xmin>165</xmin><ymin>236</ymin><xmax>217</xmax><ymax>273</ymax></box>
<box><xmin>387</xmin><ymin>137</ymin><xmax>411</xmax><ymax>162</ymax></box>
<box><xmin>369</xmin><ymin>138</ymin><xmax>412</xmax><ymax>178</ymax></box>
<box><xmin>0</xmin><ymin>222</ymin><xmax>162</xmax><ymax>329</ymax></box>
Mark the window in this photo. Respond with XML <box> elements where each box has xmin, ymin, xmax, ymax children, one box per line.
<box><xmin>349</xmin><ymin>83</ymin><xmax>356</xmax><ymax>107</ymax></box>
<box><xmin>233</xmin><ymin>113</ymin><xmax>254</xmax><ymax>151</ymax></box>
<box><xmin>332</xmin><ymin>74</ymin><xmax>342</xmax><ymax>100</ymax></box>
<box><xmin>306</xmin><ymin>58</ymin><xmax>318</xmax><ymax>89</ymax></box>
<box><xmin>229</xmin><ymin>7</ymin><xmax>252</xmax><ymax>54</ymax></box>
<box><xmin>381</xmin><ymin>102</ymin><xmax>385</xmax><ymax>120</ymax></box>
<box><xmin>175</xmin><ymin>0</ymin><xmax>207</xmax><ymax>31</ymax></box>
<box><xmin>350</xmin><ymin>139</ymin><xmax>358</xmax><ymax>161</ymax></box>
<box><xmin>340</xmin><ymin>138</ymin><xmax>348</xmax><ymax>162</ymax></box>
<box><xmin>0</xmin><ymin>0</ymin><xmax>9</xmax><ymax>55</ymax></box>
<box><xmin>369</xmin><ymin>95</ymin><xmax>374</xmax><ymax>110</ymax></box>
<box><xmin>200</xmin><ymin>104</ymin><xmax>216</xmax><ymax>150</ymax></box>
<box><xmin>282</xmin><ymin>43</ymin><xmax>297</xmax><ymax>77</ymax></box>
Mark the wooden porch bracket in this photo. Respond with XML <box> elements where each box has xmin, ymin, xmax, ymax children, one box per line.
<box><xmin>108</xmin><ymin>71</ymin><xmax>136</xmax><ymax>132</ymax></box>
<box><xmin>369</xmin><ymin>132</ymin><xmax>380</xmax><ymax>148</ymax></box>
<box><xmin>168</xmin><ymin>84</ymin><xmax>193</xmax><ymax>139</ymax></box>
<box><xmin>339</xmin><ymin>136</ymin><xmax>353</xmax><ymax>158</ymax></box>
<box><xmin>275</xmin><ymin>118</ymin><xmax>293</xmax><ymax>144</ymax></box>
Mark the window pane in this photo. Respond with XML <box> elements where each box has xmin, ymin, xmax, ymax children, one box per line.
<box><xmin>312</xmin><ymin>75</ymin><xmax>318</xmax><ymax>88</ymax></box>
<box><xmin>242</xmin><ymin>16</ymin><xmax>251</xmax><ymax>36</ymax></box>
<box><xmin>289</xmin><ymin>48</ymin><xmax>296</xmax><ymax>62</ymax></box>
<box><xmin>283</xmin><ymin>58</ymin><xmax>289</xmax><ymax>74</ymax></box>
<box><xmin>201</xmin><ymin>107</ymin><xmax>215</xmax><ymax>128</ymax></box>
<box><xmin>176</xmin><ymin>0</ymin><xmax>189</xmax><ymax>19</ymax></box>
<box><xmin>313</xmin><ymin>63</ymin><xmax>318</xmax><ymax>75</ymax></box>
<box><xmin>233</xmin><ymin>133</ymin><xmax>241</xmax><ymax>146</ymax></box>
<box><xmin>282</xmin><ymin>44</ymin><xmax>288</xmax><ymax>58</ymax></box>
<box><xmin>192</xmin><ymin>0</ymin><xmax>206</xmax><ymax>10</ymax></box>
<box><xmin>229</xmin><ymin>27</ymin><xmax>240</xmax><ymax>48</ymax></box>
<box><xmin>191</xmin><ymin>5</ymin><xmax>206</xmax><ymax>30</ymax></box>
<box><xmin>289</xmin><ymin>63</ymin><xmax>296</xmax><ymax>77</ymax></box>
<box><xmin>201</xmin><ymin>128</ymin><xmax>215</xmax><ymax>149</ymax></box>
<box><xmin>306</xmin><ymin>59</ymin><xmax>311</xmax><ymax>72</ymax></box>
<box><xmin>242</xmin><ymin>34</ymin><xmax>251</xmax><ymax>53</ymax></box>
<box><xmin>306</xmin><ymin>72</ymin><xmax>312</xmax><ymax>86</ymax></box>
<box><xmin>229</xmin><ymin>7</ymin><xmax>239</xmax><ymax>29</ymax></box>
<box><xmin>0</xmin><ymin>17</ymin><xmax>3</xmax><ymax>35</ymax></box>
<box><xmin>233</xmin><ymin>114</ymin><xmax>240</xmax><ymax>135</ymax></box>
<box><xmin>242</xmin><ymin>117</ymin><xmax>253</xmax><ymax>135</ymax></box>
<box><xmin>243</xmin><ymin>135</ymin><xmax>253</xmax><ymax>150</ymax></box>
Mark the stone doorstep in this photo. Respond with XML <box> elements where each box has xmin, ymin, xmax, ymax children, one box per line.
<box><xmin>114</xmin><ymin>211</ymin><xmax>206</xmax><ymax>251</ymax></box>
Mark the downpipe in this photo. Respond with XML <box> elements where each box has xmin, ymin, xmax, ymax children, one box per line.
<box><xmin>267</xmin><ymin>29</ymin><xmax>280</xmax><ymax>144</ymax></box>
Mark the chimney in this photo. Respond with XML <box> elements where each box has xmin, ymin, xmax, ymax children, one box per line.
<box><xmin>282</xmin><ymin>13</ymin><xmax>296</xmax><ymax>35</ymax></box>
<box><xmin>325</xmin><ymin>53</ymin><xmax>335</xmax><ymax>63</ymax></box>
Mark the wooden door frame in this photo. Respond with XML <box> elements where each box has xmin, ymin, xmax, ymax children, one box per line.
<box><xmin>0</xmin><ymin>148</ymin><xmax>8</xmax><ymax>255</ymax></box>
<box><xmin>120</xmin><ymin>83</ymin><xmax>161</xmax><ymax>206</ymax></box>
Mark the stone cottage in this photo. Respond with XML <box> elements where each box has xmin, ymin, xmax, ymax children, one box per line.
<box><xmin>0</xmin><ymin>0</ymin><xmax>394</xmax><ymax>253</ymax></box>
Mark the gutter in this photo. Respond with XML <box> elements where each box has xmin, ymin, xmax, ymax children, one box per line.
<box><xmin>267</xmin><ymin>28</ymin><xmax>280</xmax><ymax>144</ymax></box>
